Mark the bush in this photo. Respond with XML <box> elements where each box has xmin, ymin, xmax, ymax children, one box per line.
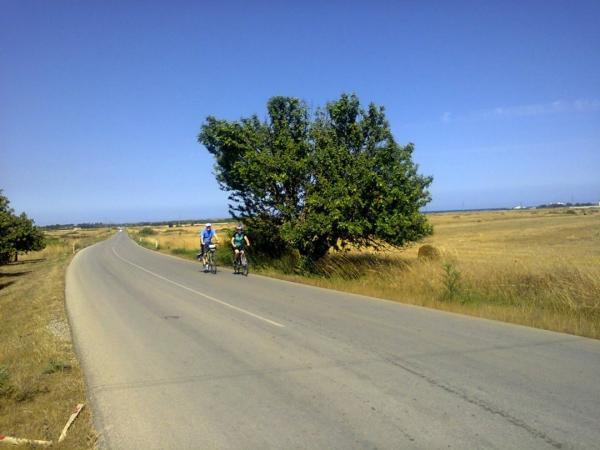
<box><xmin>14</xmin><ymin>382</ymin><xmax>49</xmax><ymax>403</ymax></box>
<box><xmin>139</xmin><ymin>227</ymin><xmax>157</xmax><ymax>236</ymax></box>
<box><xmin>215</xmin><ymin>243</ymin><xmax>234</xmax><ymax>266</ymax></box>
<box><xmin>0</xmin><ymin>365</ymin><xmax>12</xmax><ymax>397</ymax></box>
<box><xmin>1</xmin><ymin>191</ymin><xmax>46</xmax><ymax>264</ymax></box>
<box><xmin>418</xmin><ymin>244</ymin><xmax>440</xmax><ymax>260</ymax></box>
<box><xmin>43</xmin><ymin>359</ymin><xmax>72</xmax><ymax>374</ymax></box>
<box><xmin>441</xmin><ymin>262</ymin><xmax>462</xmax><ymax>301</ymax></box>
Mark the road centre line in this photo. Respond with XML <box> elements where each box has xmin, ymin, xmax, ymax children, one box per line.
<box><xmin>111</xmin><ymin>247</ymin><xmax>285</xmax><ymax>328</ymax></box>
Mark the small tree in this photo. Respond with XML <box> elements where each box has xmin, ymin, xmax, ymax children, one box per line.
<box><xmin>198</xmin><ymin>94</ymin><xmax>432</xmax><ymax>263</ymax></box>
<box><xmin>0</xmin><ymin>190</ymin><xmax>45</xmax><ymax>264</ymax></box>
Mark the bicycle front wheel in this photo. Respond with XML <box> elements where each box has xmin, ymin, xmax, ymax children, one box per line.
<box><xmin>208</xmin><ymin>253</ymin><xmax>216</xmax><ymax>274</ymax></box>
<box><xmin>241</xmin><ymin>254</ymin><xmax>249</xmax><ymax>276</ymax></box>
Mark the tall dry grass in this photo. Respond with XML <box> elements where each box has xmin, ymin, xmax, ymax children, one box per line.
<box><xmin>132</xmin><ymin>223</ymin><xmax>229</xmax><ymax>251</ymax></box>
<box><xmin>288</xmin><ymin>249</ymin><xmax>599</xmax><ymax>338</ymax></box>
<box><xmin>284</xmin><ymin>209</ymin><xmax>600</xmax><ymax>338</ymax></box>
<box><xmin>132</xmin><ymin>223</ymin><xmax>234</xmax><ymax>265</ymax></box>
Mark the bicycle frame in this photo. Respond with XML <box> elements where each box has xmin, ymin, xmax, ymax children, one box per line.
<box><xmin>201</xmin><ymin>244</ymin><xmax>217</xmax><ymax>274</ymax></box>
<box><xmin>233</xmin><ymin>248</ymin><xmax>249</xmax><ymax>276</ymax></box>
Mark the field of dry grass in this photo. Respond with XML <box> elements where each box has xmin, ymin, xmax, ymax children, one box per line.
<box><xmin>132</xmin><ymin>222</ymin><xmax>229</xmax><ymax>250</ymax></box>
<box><xmin>132</xmin><ymin>208</ymin><xmax>600</xmax><ymax>339</ymax></box>
<box><xmin>0</xmin><ymin>228</ymin><xmax>111</xmax><ymax>448</ymax></box>
<box><xmin>132</xmin><ymin>223</ymin><xmax>234</xmax><ymax>265</ymax></box>
<box><xmin>300</xmin><ymin>208</ymin><xmax>600</xmax><ymax>338</ymax></box>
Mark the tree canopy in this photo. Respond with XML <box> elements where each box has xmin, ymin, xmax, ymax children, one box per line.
<box><xmin>0</xmin><ymin>190</ymin><xmax>45</xmax><ymax>264</ymax></box>
<box><xmin>198</xmin><ymin>93</ymin><xmax>432</xmax><ymax>263</ymax></box>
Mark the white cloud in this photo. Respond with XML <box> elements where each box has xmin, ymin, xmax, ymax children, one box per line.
<box><xmin>444</xmin><ymin>99</ymin><xmax>600</xmax><ymax>122</ymax></box>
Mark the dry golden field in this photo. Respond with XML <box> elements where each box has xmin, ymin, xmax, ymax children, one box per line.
<box><xmin>0</xmin><ymin>228</ymin><xmax>110</xmax><ymax>448</ymax></box>
<box><xmin>312</xmin><ymin>208</ymin><xmax>600</xmax><ymax>338</ymax></box>
<box><xmin>133</xmin><ymin>222</ymin><xmax>230</xmax><ymax>250</ymax></box>
<box><xmin>134</xmin><ymin>208</ymin><xmax>600</xmax><ymax>339</ymax></box>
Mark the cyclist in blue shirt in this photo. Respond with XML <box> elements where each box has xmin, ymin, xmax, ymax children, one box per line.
<box><xmin>199</xmin><ymin>223</ymin><xmax>217</xmax><ymax>270</ymax></box>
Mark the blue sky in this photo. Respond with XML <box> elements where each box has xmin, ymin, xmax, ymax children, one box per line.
<box><xmin>1</xmin><ymin>0</ymin><xmax>599</xmax><ymax>225</ymax></box>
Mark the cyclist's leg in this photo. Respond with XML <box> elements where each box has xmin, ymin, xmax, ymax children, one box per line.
<box><xmin>202</xmin><ymin>244</ymin><xmax>210</xmax><ymax>265</ymax></box>
<box><xmin>233</xmin><ymin>248</ymin><xmax>242</xmax><ymax>267</ymax></box>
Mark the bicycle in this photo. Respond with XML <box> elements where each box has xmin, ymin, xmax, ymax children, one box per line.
<box><xmin>198</xmin><ymin>244</ymin><xmax>217</xmax><ymax>274</ymax></box>
<box><xmin>233</xmin><ymin>249</ymin><xmax>249</xmax><ymax>276</ymax></box>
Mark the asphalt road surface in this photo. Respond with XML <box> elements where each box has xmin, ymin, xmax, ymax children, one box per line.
<box><xmin>66</xmin><ymin>232</ymin><xmax>600</xmax><ymax>449</ymax></box>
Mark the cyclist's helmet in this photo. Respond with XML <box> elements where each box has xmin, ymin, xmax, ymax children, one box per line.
<box><xmin>206</xmin><ymin>223</ymin><xmax>211</xmax><ymax>228</ymax></box>
<box><xmin>236</xmin><ymin>223</ymin><xmax>243</xmax><ymax>231</ymax></box>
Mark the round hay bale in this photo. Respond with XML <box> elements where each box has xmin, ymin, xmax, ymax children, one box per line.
<box><xmin>418</xmin><ymin>244</ymin><xmax>440</xmax><ymax>261</ymax></box>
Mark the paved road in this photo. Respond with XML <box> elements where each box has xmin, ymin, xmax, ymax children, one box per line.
<box><xmin>66</xmin><ymin>232</ymin><xmax>600</xmax><ymax>449</ymax></box>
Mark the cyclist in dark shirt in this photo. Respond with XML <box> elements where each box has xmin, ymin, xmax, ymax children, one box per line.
<box><xmin>231</xmin><ymin>223</ymin><xmax>250</xmax><ymax>264</ymax></box>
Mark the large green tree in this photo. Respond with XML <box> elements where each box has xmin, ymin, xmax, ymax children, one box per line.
<box><xmin>0</xmin><ymin>190</ymin><xmax>45</xmax><ymax>264</ymax></box>
<box><xmin>198</xmin><ymin>94</ymin><xmax>432</xmax><ymax>262</ymax></box>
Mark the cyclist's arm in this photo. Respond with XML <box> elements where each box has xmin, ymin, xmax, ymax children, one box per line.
<box><xmin>231</xmin><ymin>236</ymin><xmax>235</xmax><ymax>247</ymax></box>
<box><xmin>244</xmin><ymin>236</ymin><xmax>250</xmax><ymax>246</ymax></box>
